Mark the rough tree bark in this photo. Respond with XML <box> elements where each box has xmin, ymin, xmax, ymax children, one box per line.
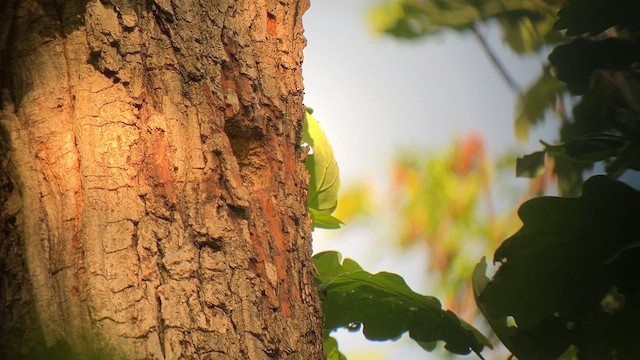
<box><xmin>0</xmin><ymin>0</ymin><xmax>322</xmax><ymax>358</ymax></box>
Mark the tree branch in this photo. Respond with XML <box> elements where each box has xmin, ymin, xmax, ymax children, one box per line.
<box><xmin>471</xmin><ymin>24</ymin><xmax>521</xmax><ymax>94</ymax></box>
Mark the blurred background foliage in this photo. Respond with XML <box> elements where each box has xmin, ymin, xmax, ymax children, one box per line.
<box><xmin>333</xmin><ymin>134</ymin><xmax>553</xmax><ymax>330</ymax></box>
<box><xmin>367</xmin><ymin>0</ymin><xmax>640</xmax><ymax>194</ymax></box>
<box><xmin>325</xmin><ymin>0</ymin><xmax>640</xmax><ymax>358</ymax></box>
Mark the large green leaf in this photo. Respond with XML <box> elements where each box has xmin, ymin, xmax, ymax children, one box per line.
<box><xmin>473</xmin><ymin>258</ymin><xmax>572</xmax><ymax>360</ymax></box>
<box><xmin>474</xmin><ymin>176</ymin><xmax>640</xmax><ymax>359</ymax></box>
<box><xmin>313</xmin><ymin>251</ymin><xmax>490</xmax><ymax>357</ymax></box>
<box><xmin>313</xmin><ymin>251</ymin><xmax>363</xmax><ymax>286</ymax></box>
<box><xmin>302</xmin><ymin>109</ymin><xmax>341</xmax><ymax>216</ymax></box>
<box><xmin>302</xmin><ymin>108</ymin><xmax>342</xmax><ymax>229</ymax></box>
<box><xmin>548</xmin><ymin>38</ymin><xmax>640</xmax><ymax>95</ymax></box>
<box><xmin>554</xmin><ymin>0</ymin><xmax>640</xmax><ymax>36</ymax></box>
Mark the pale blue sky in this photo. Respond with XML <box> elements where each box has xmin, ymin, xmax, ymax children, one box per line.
<box><xmin>303</xmin><ymin>0</ymin><xmax>553</xmax><ymax>182</ymax></box>
<box><xmin>302</xmin><ymin>1</ymin><xmax>553</xmax><ymax>359</ymax></box>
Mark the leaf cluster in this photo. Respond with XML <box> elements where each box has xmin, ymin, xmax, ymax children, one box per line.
<box><xmin>370</xmin><ymin>0</ymin><xmax>640</xmax><ymax>194</ymax></box>
<box><xmin>292</xmin><ymin>110</ymin><xmax>483</xmax><ymax>358</ymax></box>
<box><xmin>475</xmin><ymin>176</ymin><xmax>640</xmax><ymax>359</ymax></box>
<box><xmin>313</xmin><ymin>251</ymin><xmax>490</xmax><ymax>359</ymax></box>
<box><xmin>517</xmin><ymin>0</ymin><xmax>640</xmax><ymax>193</ymax></box>
<box><xmin>368</xmin><ymin>0</ymin><xmax>562</xmax><ymax>53</ymax></box>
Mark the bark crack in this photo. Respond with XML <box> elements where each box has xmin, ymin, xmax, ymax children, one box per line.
<box><xmin>155</xmin><ymin>284</ymin><xmax>166</xmax><ymax>358</ymax></box>
<box><xmin>154</xmin><ymin>215</ymin><xmax>169</xmax><ymax>358</ymax></box>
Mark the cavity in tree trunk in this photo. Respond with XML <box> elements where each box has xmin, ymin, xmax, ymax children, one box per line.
<box><xmin>0</xmin><ymin>0</ymin><xmax>322</xmax><ymax>358</ymax></box>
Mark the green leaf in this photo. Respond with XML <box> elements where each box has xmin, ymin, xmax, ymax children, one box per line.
<box><xmin>548</xmin><ymin>38</ymin><xmax>640</xmax><ymax>95</ymax></box>
<box><xmin>313</xmin><ymin>251</ymin><xmax>489</xmax><ymax>356</ymax></box>
<box><xmin>605</xmin><ymin>140</ymin><xmax>640</xmax><ymax>176</ymax></box>
<box><xmin>554</xmin><ymin>0</ymin><xmax>640</xmax><ymax>36</ymax></box>
<box><xmin>302</xmin><ymin>108</ymin><xmax>343</xmax><ymax>230</ymax></box>
<box><xmin>323</xmin><ymin>335</ymin><xmax>347</xmax><ymax>360</ymax></box>
<box><xmin>473</xmin><ymin>258</ymin><xmax>570</xmax><ymax>359</ymax></box>
<box><xmin>541</xmin><ymin>134</ymin><xmax>627</xmax><ymax>164</ymax></box>
<box><xmin>472</xmin><ymin>258</ymin><xmax>519</xmax><ymax>354</ymax></box>
<box><xmin>516</xmin><ymin>151</ymin><xmax>546</xmax><ymax>178</ymax></box>
<box><xmin>312</xmin><ymin>251</ymin><xmax>363</xmax><ymax>286</ymax></box>
<box><xmin>302</xmin><ymin>109</ymin><xmax>341</xmax><ymax>214</ymax></box>
<box><xmin>368</xmin><ymin>0</ymin><xmax>558</xmax><ymax>48</ymax></box>
<box><xmin>475</xmin><ymin>176</ymin><xmax>640</xmax><ymax>359</ymax></box>
<box><xmin>514</xmin><ymin>67</ymin><xmax>565</xmax><ymax>140</ymax></box>
<box><xmin>309</xmin><ymin>208</ymin><xmax>344</xmax><ymax>230</ymax></box>
<box><xmin>499</xmin><ymin>10</ymin><xmax>559</xmax><ymax>54</ymax></box>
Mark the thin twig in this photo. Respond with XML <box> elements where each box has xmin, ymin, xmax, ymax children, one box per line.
<box><xmin>471</xmin><ymin>24</ymin><xmax>521</xmax><ymax>94</ymax></box>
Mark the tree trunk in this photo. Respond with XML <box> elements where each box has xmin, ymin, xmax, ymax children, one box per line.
<box><xmin>0</xmin><ymin>0</ymin><xmax>322</xmax><ymax>358</ymax></box>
